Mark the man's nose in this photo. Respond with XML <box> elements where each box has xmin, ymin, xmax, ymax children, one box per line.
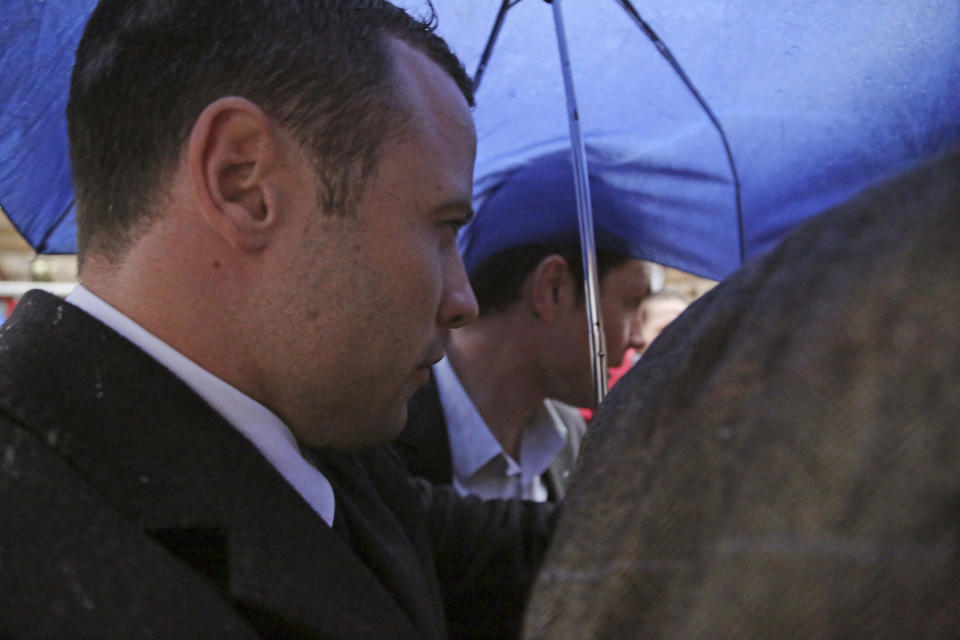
<box><xmin>439</xmin><ymin>253</ymin><xmax>479</xmax><ymax>329</ymax></box>
<box><xmin>628</xmin><ymin>313</ymin><xmax>648</xmax><ymax>353</ymax></box>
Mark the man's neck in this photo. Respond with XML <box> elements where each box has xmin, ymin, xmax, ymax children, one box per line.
<box><xmin>446</xmin><ymin>323</ymin><xmax>544</xmax><ymax>460</ymax></box>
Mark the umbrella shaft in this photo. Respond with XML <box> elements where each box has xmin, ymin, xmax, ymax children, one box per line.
<box><xmin>550</xmin><ymin>0</ymin><xmax>609</xmax><ymax>408</ymax></box>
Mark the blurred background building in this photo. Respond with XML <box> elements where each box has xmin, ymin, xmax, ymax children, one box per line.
<box><xmin>0</xmin><ymin>206</ymin><xmax>77</xmax><ymax>322</ymax></box>
<box><xmin>0</xmin><ymin>204</ymin><xmax>714</xmax><ymax>323</ymax></box>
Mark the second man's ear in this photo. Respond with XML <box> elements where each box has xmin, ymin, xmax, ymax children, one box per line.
<box><xmin>530</xmin><ymin>254</ymin><xmax>577</xmax><ymax>323</ymax></box>
<box><xmin>187</xmin><ymin>96</ymin><xmax>283</xmax><ymax>252</ymax></box>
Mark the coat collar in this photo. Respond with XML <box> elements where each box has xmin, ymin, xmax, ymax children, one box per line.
<box><xmin>394</xmin><ymin>372</ymin><xmax>455</xmax><ymax>484</ymax></box>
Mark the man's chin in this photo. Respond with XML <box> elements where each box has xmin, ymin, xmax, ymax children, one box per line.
<box><xmin>555</xmin><ymin>389</ymin><xmax>597</xmax><ymax>412</ymax></box>
<box><xmin>576</xmin><ymin>387</ymin><xmax>600</xmax><ymax>411</ymax></box>
<box><xmin>354</xmin><ymin>405</ymin><xmax>408</xmax><ymax>449</ymax></box>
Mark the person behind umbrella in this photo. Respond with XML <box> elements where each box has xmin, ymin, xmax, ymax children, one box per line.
<box><xmin>0</xmin><ymin>1</ymin><xmax>556</xmax><ymax>639</ymax></box>
<box><xmin>394</xmin><ymin>153</ymin><xmax>651</xmax><ymax>501</ymax></box>
<box><xmin>639</xmin><ymin>288</ymin><xmax>691</xmax><ymax>356</ymax></box>
<box><xmin>579</xmin><ymin>285</ymin><xmax>693</xmax><ymax>422</ymax></box>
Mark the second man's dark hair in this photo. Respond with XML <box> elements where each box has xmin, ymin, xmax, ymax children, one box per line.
<box><xmin>468</xmin><ymin>243</ymin><xmax>632</xmax><ymax>317</ymax></box>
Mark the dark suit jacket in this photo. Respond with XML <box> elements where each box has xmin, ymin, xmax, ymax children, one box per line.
<box><xmin>0</xmin><ymin>291</ymin><xmax>553</xmax><ymax>639</ymax></box>
<box><xmin>394</xmin><ymin>375</ymin><xmax>585</xmax><ymax>501</ymax></box>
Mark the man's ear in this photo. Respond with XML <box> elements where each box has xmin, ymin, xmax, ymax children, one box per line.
<box><xmin>530</xmin><ymin>254</ymin><xmax>578</xmax><ymax>323</ymax></box>
<box><xmin>187</xmin><ymin>97</ymin><xmax>282</xmax><ymax>252</ymax></box>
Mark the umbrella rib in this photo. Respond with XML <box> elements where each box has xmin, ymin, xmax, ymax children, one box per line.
<box><xmin>472</xmin><ymin>0</ymin><xmax>517</xmax><ymax>93</ymax></box>
<box><xmin>35</xmin><ymin>197</ymin><xmax>75</xmax><ymax>255</ymax></box>
<box><xmin>614</xmin><ymin>0</ymin><xmax>746</xmax><ymax>265</ymax></box>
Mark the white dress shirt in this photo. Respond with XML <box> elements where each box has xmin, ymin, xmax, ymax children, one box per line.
<box><xmin>65</xmin><ymin>285</ymin><xmax>335</xmax><ymax>526</ymax></box>
<box><xmin>432</xmin><ymin>356</ymin><xmax>565</xmax><ymax>501</ymax></box>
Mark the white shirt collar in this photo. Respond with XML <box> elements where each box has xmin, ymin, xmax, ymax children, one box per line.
<box><xmin>65</xmin><ymin>285</ymin><xmax>335</xmax><ymax>526</ymax></box>
<box><xmin>432</xmin><ymin>356</ymin><xmax>566</xmax><ymax>501</ymax></box>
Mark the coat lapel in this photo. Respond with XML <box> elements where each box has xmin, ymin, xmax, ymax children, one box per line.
<box><xmin>543</xmin><ymin>402</ymin><xmax>586</xmax><ymax>501</ymax></box>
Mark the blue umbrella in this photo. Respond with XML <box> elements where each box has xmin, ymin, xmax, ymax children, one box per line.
<box><xmin>395</xmin><ymin>0</ymin><xmax>960</xmax><ymax>281</ymax></box>
<box><xmin>0</xmin><ymin>0</ymin><xmax>96</xmax><ymax>254</ymax></box>
<box><xmin>1</xmin><ymin>0</ymin><xmax>958</xmax><ymax>270</ymax></box>
<box><xmin>394</xmin><ymin>0</ymin><xmax>959</xmax><ymax>403</ymax></box>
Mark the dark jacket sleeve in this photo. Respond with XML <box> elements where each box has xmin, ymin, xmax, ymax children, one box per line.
<box><xmin>411</xmin><ymin>477</ymin><xmax>559</xmax><ymax>640</ymax></box>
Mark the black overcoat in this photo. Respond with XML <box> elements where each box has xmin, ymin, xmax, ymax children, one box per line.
<box><xmin>0</xmin><ymin>291</ymin><xmax>552</xmax><ymax>639</ymax></box>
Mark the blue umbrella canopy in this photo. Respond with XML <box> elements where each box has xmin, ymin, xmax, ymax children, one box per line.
<box><xmin>1</xmin><ymin>0</ymin><xmax>959</xmax><ymax>280</ymax></box>
<box><xmin>0</xmin><ymin>0</ymin><xmax>96</xmax><ymax>254</ymax></box>
<box><xmin>398</xmin><ymin>0</ymin><xmax>960</xmax><ymax>279</ymax></box>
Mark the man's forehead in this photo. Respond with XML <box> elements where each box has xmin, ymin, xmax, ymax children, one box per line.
<box><xmin>598</xmin><ymin>258</ymin><xmax>651</xmax><ymax>294</ymax></box>
<box><xmin>385</xmin><ymin>36</ymin><xmax>476</xmax><ymax>143</ymax></box>
<box><xmin>607</xmin><ymin>258</ymin><xmax>651</xmax><ymax>281</ymax></box>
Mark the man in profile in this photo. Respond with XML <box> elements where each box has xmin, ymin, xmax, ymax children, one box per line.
<box><xmin>395</xmin><ymin>154</ymin><xmax>652</xmax><ymax>501</ymax></box>
<box><xmin>0</xmin><ymin>1</ymin><xmax>551</xmax><ymax>638</ymax></box>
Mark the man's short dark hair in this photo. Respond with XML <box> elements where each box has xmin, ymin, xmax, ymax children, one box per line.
<box><xmin>468</xmin><ymin>243</ymin><xmax>632</xmax><ymax>317</ymax></box>
<box><xmin>67</xmin><ymin>0</ymin><xmax>473</xmax><ymax>264</ymax></box>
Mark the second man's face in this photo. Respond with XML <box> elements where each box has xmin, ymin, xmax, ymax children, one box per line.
<box><xmin>546</xmin><ymin>258</ymin><xmax>651</xmax><ymax>409</ymax></box>
<box><xmin>598</xmin><ymin>259</ymin><xmax>652</xmax><ymax>369</ymax></box>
